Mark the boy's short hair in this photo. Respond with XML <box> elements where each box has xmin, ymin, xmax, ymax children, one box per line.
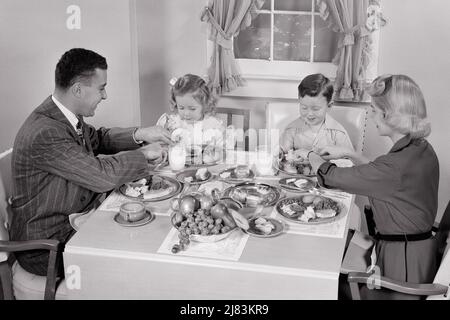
<box><xmin>55</xmin><ymin>48</ymin><xmax>107</xmax><ymax>90</ymax></box>
<box><xmin>298</xmin><ymin>73</ymin><xmax>334</xmax><ymax>103</ymax></box>
<box><xmin>169</xmin><ymin>74</ymin><xmax>217</xmax><ymax>114</ymax></box>
<box><xmin>368</xmin><ymin>74</ymin><xmax>431</xmax><ymax>138</ymax></box>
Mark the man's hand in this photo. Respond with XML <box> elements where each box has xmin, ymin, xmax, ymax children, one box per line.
<box><xmin>135</xmin><ymin>126</ymin><xmax>172</xmax><ymax>145</ymax></box>
<box><xmin>317</xmin><ymin>146</ymin><xmax>353</xmax><ymax>160</ymax></box>
<box><xmin>139</xmin><ymin>143</ymin><xmax>167</xmax><ymax>163</ymax></box>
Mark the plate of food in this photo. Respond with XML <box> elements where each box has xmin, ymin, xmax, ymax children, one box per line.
<box><xmin>275</xmin><ymin>150</ymin><xmax>315</xmax><ymax>177</ymax></box>
<box><xmin>275</xmin><ymin>194</ymin><xmax>345</xmax><ymax>225</ymax></box>
<box><xmin>218</xmin><ymin>165</ymin><xmax>255</xmax><ymax>183</ymax></box>
<box><xmin>222</xmin><ymin>183</ymin><xmax>281</xmax><ymax>207</ymax></box>
<box><xmin>170</xmin><ymin>194</ymin><xmax>242</xmax><ymax>247</ymax></box>
<box><xmin>176</xmin><ymin>167</ymin><xmax>213</xmax><ymax>185</ymax></box>
<box><xmin>245</xmin><ymin>216</ymin><xmax>285</xmax><ymax>238</ymax></box>
<box><xmin>119</xmin><ymin>175</ymin><xmax>182</xmax><ymax>202</ymax></box>
<box><xmin>278</xmin><ymin>177</ymin><xmax>317</xmax><ymax>193</ymax></box>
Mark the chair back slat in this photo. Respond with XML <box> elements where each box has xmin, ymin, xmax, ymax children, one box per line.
<box><xmin>216</xmin><ymin>107</ymin><xmax>250</xmax><ymax>151</ymax></box>
<box><xmin>265</xmin><ymin>102</ymin><xmax>369</xmax><ymax>154</ymax></box>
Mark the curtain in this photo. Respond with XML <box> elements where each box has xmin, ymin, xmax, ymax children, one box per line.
<box><xmin>201</xmin><ymin>0</ymin><xmax>265</xmax><ymax>95</ymax></box>
<box><xmin>316</xmin><ymin>0</ymin><xmax>372</xmax><ymax>101</ymax></box>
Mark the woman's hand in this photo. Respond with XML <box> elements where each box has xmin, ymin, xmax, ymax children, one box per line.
<box><xmin>317</xmin><ymin>146</ymin><xmax>353</xmax><ymax>160</ymax></box>
<box><xmin>308</xmin><ymin>151</ymin><xmax>325</xmax><ymax>174</ymax></box>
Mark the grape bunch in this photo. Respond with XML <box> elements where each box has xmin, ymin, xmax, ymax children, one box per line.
<box><xmin>171</xmin><ymin>232</ymin><xmax>190</xmax><ymax>253</ymax></box>
<box><xmin>176</xmin><ymin>208</ymin><xmax>232</xmax><ymax>237</ymax></box>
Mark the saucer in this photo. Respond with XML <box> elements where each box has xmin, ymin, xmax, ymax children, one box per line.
<box><xmin>113</xmin><ymin>210</ymin><xmax>154</xmax><ymax>227</ymax></box>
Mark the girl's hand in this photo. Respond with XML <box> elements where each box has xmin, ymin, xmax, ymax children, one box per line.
<box><xmin>317</xmin><ymin>146</ymin><xmax>352</xmax><ymax>160</ymax></box>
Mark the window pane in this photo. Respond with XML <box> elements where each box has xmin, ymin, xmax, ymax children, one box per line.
<box><xmin>234</xmin><ymin>14</ymin><xmax>271</xmax><ymax>60</ymax></box>
<box><xmin>274</xmin><ymin>14</ymin><xmax>311</xmax><ymax>61</ymax></box>
<box><xmin>275</xmin><ymin>0</ymin><xmax>312</xmax><ymax>12</ymax></box>
<box><xmin>313</xmin><ymin>16</ymin><xmax>338</xmax><ymax>62</ymax></box>
<box><xmin>261</xmin><ymin>0</ymin><xmax>271</xmax><ymax>10</ymax></box>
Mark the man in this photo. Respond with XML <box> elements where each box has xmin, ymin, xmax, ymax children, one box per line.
<box><xmin>10</xmin><ymin>48</ymin><xmax>170</xmax><ymax>276</ymax></box>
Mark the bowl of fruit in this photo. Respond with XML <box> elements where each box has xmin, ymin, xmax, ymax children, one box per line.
<box><xmin>170</xmin><ymin>193</ymin><xmax>243</xmax><ymax>248</ymax></box>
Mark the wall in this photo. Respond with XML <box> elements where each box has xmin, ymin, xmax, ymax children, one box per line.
<box><xmin>136</xmin><ymin>0</ymin><xmax>207</xmax><ymax>127</ymax></box>
<box><xmin>0</xmin><ymin>0</ymin><xmax>140</xmax><ymax>152</ymax></box>
<box><xmin>377</xmin><ymin>0</ymin><xmax>450</xmax><ymax>220</ymax></box>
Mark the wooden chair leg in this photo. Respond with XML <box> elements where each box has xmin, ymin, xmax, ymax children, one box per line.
<box><xmin>44</xmin><ymin>250</ymin><xmax>59</xmax><ymax>300</ymax></box>
<box><xmin>0</xmin><ymin>261</ymin><xmax>14</xmax><ymax>300</ymax></box>
<box><xmin>349</xmin><ymin>282</ymin><xmax>361</xmax><ymax>300</ymax></box>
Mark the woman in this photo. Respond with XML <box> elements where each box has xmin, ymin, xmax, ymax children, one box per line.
<box><xmin>308</xmin><ymin>74</ymin><xmax>439</xmax><ymax>288</ymax></box>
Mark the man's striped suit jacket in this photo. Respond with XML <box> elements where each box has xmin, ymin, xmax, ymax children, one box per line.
<box><xmin>10</xmin><ymin>96</ymin><xmax>149</xmax><ymax>275</ymax></box>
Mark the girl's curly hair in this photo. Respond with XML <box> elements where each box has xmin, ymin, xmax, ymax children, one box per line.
<box><xmin>169</xmin><ymin>74</ymin><xmax>217</xmax><ymax>115</ymax></box>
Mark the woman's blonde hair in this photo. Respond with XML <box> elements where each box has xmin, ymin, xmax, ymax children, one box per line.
<box><xmin>169</xmin><ymin>74</ymin><xmax>217</xmax><ymax>115</ymax></box>
<box><xmin>367</xmin><ymin>74</ymin><xmax>431</xmax><ymax>138</ymax></box>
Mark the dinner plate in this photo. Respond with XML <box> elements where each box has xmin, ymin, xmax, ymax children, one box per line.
<box><xmin>175</xmin><ymin>168</ymin><xmax>214</xmax><ymax>185</ymax></box>
<box><xmin>278</xmin><ymin>177</ymin><xmax>317</xmax><ymax>193</ymax></box>
<box><xmin>113</xmin><ymin>210</ymin><xmax>154</xmax><ymax>227</ymax></box>
<box><xmin>245</xmin><ymin>217</ymin><xmax>285</xmax><ymax>238</ymax></box>
<box><xmin>275</xmin><ymin>194</ymin><xmax>345</xmax><ymax>225</ymax></box>
<box><xmin>274</xmin><ymin>159</ymin><xmax>316</xmax><ymax>177</ymax></box>
<box><xmin>119</xmin><ymin>175</ymin><xmax>182</xmax><ymax>202</ymax></box>
<box><xmin>218</xmin><ymin>167</ymin><xmax>256</xmax><ymax>183</ymax></box>
<box><xmin>222</xmin><ymin>182</ymin><xmax>281</xmax><ymax>207</ymax></box>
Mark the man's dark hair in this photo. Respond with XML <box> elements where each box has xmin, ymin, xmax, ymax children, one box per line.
<box><xmin>55</xmin><ymin>48</ymin><xmax>107</xmax><ymax>90</ymax></box>
<box><xmin>298</xmin><ymin>73</ymin><xmax>334</xmax><ymax>103</ymax></box>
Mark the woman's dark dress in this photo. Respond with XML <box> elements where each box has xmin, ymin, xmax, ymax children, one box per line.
<box><xmin>317</xmin><ymin>135</ymin><xmax>439</xmax><ymax>283</ymax></box>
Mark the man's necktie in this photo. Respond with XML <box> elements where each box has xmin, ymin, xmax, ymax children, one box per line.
<box><xmin>76</xmin><ymin>119</ymin><xmax>86</xmax><ymax>147</ymax></box>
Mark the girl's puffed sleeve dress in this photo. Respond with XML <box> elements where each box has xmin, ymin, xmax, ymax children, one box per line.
<box><xmin>316</xmin><ymin>135</ymin><xmax>439</xmax><ymax>283</ymax></box>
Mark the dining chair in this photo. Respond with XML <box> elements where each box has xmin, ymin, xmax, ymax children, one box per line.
<box><xmin>266</xmin><ymin>101</ymin><xmax>370</xmax><ymax>231</ymax></box>
<box><xmin>216</xmin><ymin>107</ymin><xmax>250</xmax><ymax>151</ymax></box>
<box><xmin>265</xmin><ymin>102</ymin><xmax>369</xmax><ymax>154</ymax></box>
<box><xmin>0</xmin><ymin>148</ymin><xmax>66</xmax><ymax>300</ymax></box>
<box><xmin>345</xmin><ymin>200</ymin><xmax>450</xmax><ymax>300</ymax></box>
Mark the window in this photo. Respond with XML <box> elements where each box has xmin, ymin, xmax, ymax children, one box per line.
<box><xmin>233</xmin><ymin>0</ymin><xmax>339</xmax><ymax>79</ymax></box>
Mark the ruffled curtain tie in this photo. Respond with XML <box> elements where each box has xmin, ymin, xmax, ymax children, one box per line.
<box><xmin>200</xmin><ymin>6</ymin><xmax>233</xmax><ymax>49</ymax></box>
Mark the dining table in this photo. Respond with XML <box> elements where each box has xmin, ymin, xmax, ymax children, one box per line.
<box><xmin>63</xmin><ymin>151</ymin><xmax>356</xmax><ymax>299</ymax></box>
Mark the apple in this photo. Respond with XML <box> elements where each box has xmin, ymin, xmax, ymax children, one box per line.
<box><xmin>210</xmin><ymin>203</ymin><xmax>229</xmax><ymax>219</ymax></box>
<box><xmin>174</xmin><ymin>211</ymin><xmax>184</xmax><ymax>224</ymax></box>
<box><xmin>198</xmin><ymin>195</ymin><xmax>214</xmax><ymax>211</ymax></box>
<box><xmin>179</xmin><ymin>195</ymin><xmax>199</xmax><ymax>215</ymax></box>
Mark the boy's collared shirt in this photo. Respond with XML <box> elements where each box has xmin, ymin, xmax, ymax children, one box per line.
<box><xmin>280</xmin><ymin>113</ymin><xmax>354</xmax><ymax>152</ymax></box>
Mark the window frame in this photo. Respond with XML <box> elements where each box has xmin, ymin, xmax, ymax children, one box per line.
<box><xmin>234</xmin><ymin>0</ymin><xmax>338</xmax><ymax>80</ymax></box>
<box><xmin>204</xmin><ymin>0</ymin><xmax>380</xmax><ymax>99</ymax></box>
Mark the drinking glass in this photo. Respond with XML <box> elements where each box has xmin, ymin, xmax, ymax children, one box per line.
<box><xmin>255</xmin><ymin>145</ymin><xmax>274</xmax><ymax>176</ymax></box>
<box><xmin>169</xmin><ymin>143</ymin><xmax>186</xmax><ymax>171</ymax></box>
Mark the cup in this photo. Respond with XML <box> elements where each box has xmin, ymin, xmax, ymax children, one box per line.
<box><xmin>169</xmin><ymin>144</ymin><xmax>186</xmax><ymax>171</ymax></box>
<box><xmin>119</xmin><ymin>201</ymin><xmax>147</xmax><ymax>222</ymax></box>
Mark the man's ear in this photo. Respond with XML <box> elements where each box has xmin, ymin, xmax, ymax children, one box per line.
<box><xmin>71</xmin><ymin>83</ymin><xmax>82</xmax><ymax>98</ymax></box>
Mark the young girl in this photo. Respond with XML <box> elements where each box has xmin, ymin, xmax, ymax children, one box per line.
<box><xmin>156</xmin><ymin>74</ymin><xmax>226</xmax><ymax>164</ymax></box>
<box><xmin>280</xmin><ymin>73</ymin><xmax>354</xmax><ymax>161</ymax></box>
